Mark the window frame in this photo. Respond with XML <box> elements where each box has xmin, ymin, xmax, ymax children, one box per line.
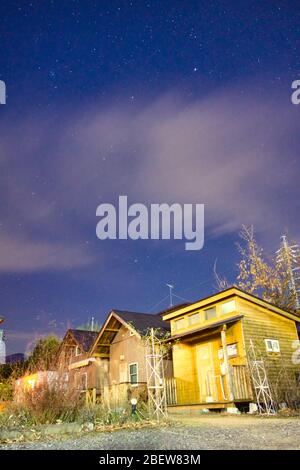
<box><xmin>204</xmin><ymin>306</ymin><xmax>217</xmax><ymax>321</ymax></box>
<box><xmin>188</xmin><ymin>312</ymin><xmax>200</xmax><ymax>326</ymax></box>
<box><xmin>264</xmin><ymin>339</ymin><xmax>280</xmax><ymax>353</ymax></box>
<box><xmin>220</xmin><ymin>300</ymin><xmax>236</xmax><ymax>315</ymax></box>
<box><xmin>174</xmin><ymin>317</ymin><xmax>186</xmax><ymax>330</ymax></box>
<box><xmin>129</xmin><ymin>362</ymin><xmax>138</xmax><ymax>386</ymax></box>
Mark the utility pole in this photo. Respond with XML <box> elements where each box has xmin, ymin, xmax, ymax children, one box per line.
<box><xmin>276</xmin><ymin>235</ymin><xmax>300</xmax><ymax>310</ymax></box>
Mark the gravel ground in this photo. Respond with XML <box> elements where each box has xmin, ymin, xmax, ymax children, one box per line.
<box><xmin>1</xmin><ymin>414</ymin><xmax>300</xmax><ymax>450</ymax></box>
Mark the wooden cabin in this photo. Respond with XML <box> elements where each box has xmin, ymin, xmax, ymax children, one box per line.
<box><xmin>162</xmin><ymin>287</ymin><xmax>300</xmax><ymax>413</ymax></box>
<box><xmin>91</xmin><ymin>310</ymin><xmax>173</xmax><ymax>407</ymax></box>
<box><xmin>58</xmin><ymin>329</ymin><xmax>107</xmax><ymax>402</ymax></box>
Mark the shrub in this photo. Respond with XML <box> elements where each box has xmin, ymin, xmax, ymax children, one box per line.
<box><xmin>0</xmin><ymin>382</ymin><xmax>13</xmax><ymax>401</ymax></box>
<box><xmin>0</xmin><ymin>378</ymin><xmax>84</xmax><ymax>428</ymax></box>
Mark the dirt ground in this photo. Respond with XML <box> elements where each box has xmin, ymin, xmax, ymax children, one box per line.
<box><xmin>1</xmin><ymin>414</ymin><xmax>300</xmax><ymax>450</ymax></box>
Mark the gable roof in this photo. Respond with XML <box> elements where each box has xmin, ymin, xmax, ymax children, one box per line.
<box><xmin>91</xmin><ymin>309</ymin><xmax>170</xmax><ymax>356</ymax></box>
<box><xmin>162</xmin><ymin>286</ymin><xmax>300</xmax><ymax>323</ymax></box>
<box><xmin>61</xmin><ymin>329</ymin><xmax>98</xmax><ymax>353</ymax></box>
<box><xmin>70</xmin><ymin>329</ymin><xmax>99</xmax><ymax>351</ymax></box>
<box><xmin>113</xmin><ymin>310</ymin><xmax>170</xmax><ymax>335</ymax></box>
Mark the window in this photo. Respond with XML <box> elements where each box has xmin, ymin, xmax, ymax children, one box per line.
<box><xmin>221</xmin><ymin>300</ymin><xmax>236</xmax><ymax>314</ymax></box>
<box><xmin>204</xmin><ymin>307</ymin><xmax>216</xmax><ymax>321</ymax></box>
<box><xmin>129</xmin><ymin>363</ymin><xmax>138</xmax><ymax>385</ymax></box>
<box><xmin>265</xmin><ymin>339</ymin><xmax>280</xmax><ymax>353</ymax></box>
<box><xmin>189</xmin><ymin>313</ymin><xmax>200</xmax><ymax>326</ymax></box>
<box><xmin>174</xmin><ymin>318</ymin><xmax>185</xmax><ymax>330</ymax></box>
<box><xmin>80</xmin><ymin>372</ymin><xmax>87</xmax><ymax>390</ymax></box>
<box><xmin>74</xmin><ymin>345</ymin><xmax>80</xmax><ymax>356</ymax></box>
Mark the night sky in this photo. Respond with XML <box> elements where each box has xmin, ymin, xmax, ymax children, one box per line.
<box><xmin>0</xmin><ymin>1</ymin><xmax>299</xmax><ymax>354</ymax></box>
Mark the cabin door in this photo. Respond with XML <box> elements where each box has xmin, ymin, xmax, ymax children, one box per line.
<box><xmin>196</xmin><ymin>343</ymin><xmax>217</xmax><ymax>403</ymax></box>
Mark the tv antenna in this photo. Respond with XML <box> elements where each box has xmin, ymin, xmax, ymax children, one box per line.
<box><xmin>166</xmin><ymin>284</ymin><xmax>174</xmax><ymax>307</ymax></box>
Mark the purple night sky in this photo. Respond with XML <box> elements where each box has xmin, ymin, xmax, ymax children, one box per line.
<box><xmin>0</xmin><ymin>1</ymin><xmax>299</xmax><ymax>354</ymax></box>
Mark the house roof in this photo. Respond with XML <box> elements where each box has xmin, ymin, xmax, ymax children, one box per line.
<box><xmin>65</xmin><ymin>329</ymin><xmax>98</xmax><ymax>352</ymax></box>
<box><xmin>91</xmin><ymin>309</ymin><xmax>170</xmax><ymax>356</ymax></box>
<box><xmin>162</xmin><ymin>286</ymin><xmax>300</xmax><ymax>323</ymax></box>
<box><xmin>111</xmin><ymin>310</ymin><xmax>170</xmax><ymax>335</ymax></box>
<box><xmin>156</xmin><ymin>303</ymin><xmax>191</xmax><ymax>317</ymax></box>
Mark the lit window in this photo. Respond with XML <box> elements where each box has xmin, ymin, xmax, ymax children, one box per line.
<box><xmin>221</xmin><ymin>300</ymin><xmax>236</xmax><ymax>314</ymax></box>
<box><xmin>75</xmin><ymin>345</ymin><xmax>80</xmax><ymax>356</ymax></box>
<box><xmin>189</xmin><ymin>313</ymin><xmax>200</xmax><ymax>325</ymax></box>
<box><xmin>174</xmin><ymin>318</ymin><xmax>185</xmax><ymax>330</ymax></box>
<box><xmin>204</xmin><ymin>307</ymin><xmax>216</xmax><ymax>321</ymax></box>
<box><xmin>129</xmin><ymin>363</ymin><xmax>138</xmax><ymax>385</ymax></box>
<box><xmin>265</xmin><ymin>339</ymin><xmax>280</xmax><ymax>353</ymax></box>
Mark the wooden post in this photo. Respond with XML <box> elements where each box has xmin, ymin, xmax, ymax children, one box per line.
<box><xmin>221</xmin><ymin>325</ymin><xmax>234</xmax><ymax>401</ymax></box>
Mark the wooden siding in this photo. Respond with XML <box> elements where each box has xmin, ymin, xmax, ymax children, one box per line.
<box><xmin>166</xmin><ymin>291</ymin><xmax>300</xmax><ymax>407</ymax></box>
<box><xmin>238</xmin><ymin>297</ymin><xmax>300</xmax><ymax>401</ymax></box>
<box><xmin>110</xmin><ymin>325</ymin><xmax>173</xmax><ymax>386</ymax></box>
<box><xmin>171</xmin><ymin>320</ymin><xmax>250</xmax><ymax>405</ymax></box>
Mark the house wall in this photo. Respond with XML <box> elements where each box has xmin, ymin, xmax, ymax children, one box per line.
<box><xmin>169</xmin><ymin>296</ymin><xmax>240</xmax><ymax>336</ymax></box>
<box><xmin>238</xmin><ymin>297</ymin><xmax>300</xmax><ymax>401</ymax></box>
<box><xmin>172</xmin><ymin>320</ymin><xmax>246</xmax><ymax>405</ymax></box>
<box><xmin>69</xmin><ymin>357</ymin><xmax>109</xmax><ymax>392</ymax></box>
<box><xmin>109</xmin><ymin>325</ymin><xmax>173</xmax><ymax>385</ymax></box>
<box><xmin>110</xmin><ymin>325</ymin><xmax>148</xmax><ymax>385</ymax></box>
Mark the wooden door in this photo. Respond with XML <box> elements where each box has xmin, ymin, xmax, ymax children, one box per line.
<box><xmin>196</xmin><ymin>343</ymin><xmax>217</xmax><ymax>403</ymax></box>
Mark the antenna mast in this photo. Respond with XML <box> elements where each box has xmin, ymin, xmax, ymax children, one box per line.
<box><xmin>276</xmin><ymin>235</ymin><xmax>300</xmax><ymax>310</ymax></box>
<box><xmin>166</xmin><ymin>284</ymin><xmax>174</xmax><ymax>307</ymax></box>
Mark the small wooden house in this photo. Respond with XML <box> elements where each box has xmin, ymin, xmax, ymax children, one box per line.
<box><xmin>162</xmin><ymin>287</ymin><xmax>300</xmax><ymax>412</ymax></box>
<box><xmin>90</xmin><ymin>310</ymin><xmax>173</xmax><ymax>407</ymax></box>
<box><xmin>58</xmin><ymin>329</ymin><xmax>107</xmax><ymax>401</ymax></box>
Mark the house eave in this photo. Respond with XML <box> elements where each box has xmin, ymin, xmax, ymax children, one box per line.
<box><xmin>170</xmin><ymin>314</ymin><xmax>243</xmax><ymax>341</ymax></box>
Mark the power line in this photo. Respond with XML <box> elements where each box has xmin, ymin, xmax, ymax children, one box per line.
<box><xmin>147</xmin><ymin>294</ymin><xmax>170</xmax><ymax>313</ymax></box>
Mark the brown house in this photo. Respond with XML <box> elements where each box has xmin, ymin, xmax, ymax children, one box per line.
<box><xmin>90</xmin><ymin>310</ymin><xmax>173</xmax><ymax>407</ymax></box>
<box><xmin>58</xmin><ymin>329</ymin><xmax>107</xmax><ymax>400</ymax></box>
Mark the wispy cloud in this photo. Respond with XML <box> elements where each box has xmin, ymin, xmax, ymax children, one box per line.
<box><xmin>0</xmin><ymin>83</ymin><xmax>298</xmax><ymax>273</ymax></box>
